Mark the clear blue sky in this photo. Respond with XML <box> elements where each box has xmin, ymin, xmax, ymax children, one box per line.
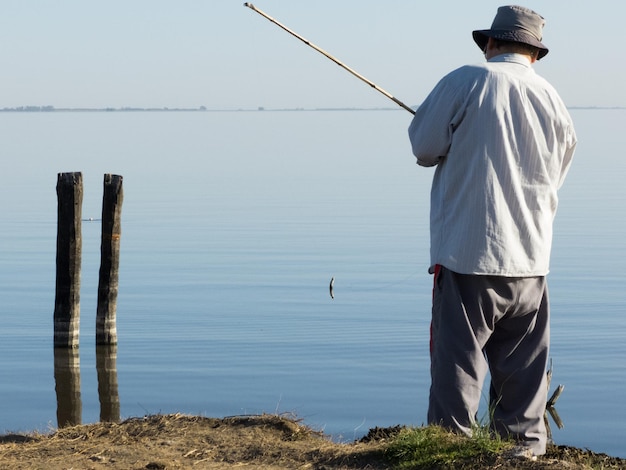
<box><xmin>2</xmin><ymin>0</ymin><xmax>622</xmax><ymax>109</ymax></box>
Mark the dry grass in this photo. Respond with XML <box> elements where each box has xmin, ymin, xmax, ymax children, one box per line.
<box><xmin>0</xmin><ymin>414</ymin><xmax>623</xmax><ymax>469</ymax></box>
<box><xmin>0</xmin><ymin>413</ymin><xmax>387</xmax><ymax>469</ymax></box>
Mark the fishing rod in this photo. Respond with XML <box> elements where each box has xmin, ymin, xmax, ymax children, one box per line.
<box><xmin>243</xmin><ymin>3</ymin><xmax>415</xmax><ymax>115</ymax></box>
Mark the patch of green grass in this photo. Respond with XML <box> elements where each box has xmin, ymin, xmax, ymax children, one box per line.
<box><xmin>384</xmin><ymin>425</ymin><xmax>513</xmax><ymax>469</ymax></box>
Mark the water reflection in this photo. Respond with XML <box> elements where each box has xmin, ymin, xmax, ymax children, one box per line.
<box><xmin>53</xmin><ymin>346</ymin><xmax>120</xmax><ymax>428</ymax></box>
<box><xmin>545</xmin><ymin>373</ymin><xmax>565</xmax><ymax>443</ymax></box>
<box><xmin>96</xmin><ymin>345</ymin><xmax>120</xmax><ymax>423</ymax></box>
<box><xmin>53</xmin><ymin>348</ymin><xmax>81</xmax><ymax>427</ymax></box>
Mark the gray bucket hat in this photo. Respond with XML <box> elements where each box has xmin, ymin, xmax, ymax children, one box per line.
<box><xmin>472</xmin><ymin>5</ymin><xmax>549</xmax><ymax>59</ymax></box>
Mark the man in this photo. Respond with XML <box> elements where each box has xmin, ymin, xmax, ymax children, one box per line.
<box><xmin>408</xmin><ymin>5</ymin><xmax>576</xmax><ymax>457</ymax></box>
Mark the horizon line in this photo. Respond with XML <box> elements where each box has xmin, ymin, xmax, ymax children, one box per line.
<box><xmin>1</xmin><ymin>105</ymin><xmax>624</xmax><ymax>113</ymax></box>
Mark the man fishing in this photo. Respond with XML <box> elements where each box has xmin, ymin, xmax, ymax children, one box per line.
<box><xmin>408</xmin><ymin>5</ymin><xmax>577</xmax><ymax>458</ymax></box>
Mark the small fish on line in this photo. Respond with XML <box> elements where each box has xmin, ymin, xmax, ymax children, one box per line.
<box><xmin>329</xmin><ymin>277</ymin><xmax>334</xmax><ymax>300</ymax></box>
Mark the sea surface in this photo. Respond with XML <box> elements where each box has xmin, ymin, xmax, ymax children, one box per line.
<box><xmin>0</xmin><ymin>108</ymin><xmax>624</xmax><ymax>457</ymax></box>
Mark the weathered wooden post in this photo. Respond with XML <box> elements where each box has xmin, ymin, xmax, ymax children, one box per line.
<box><xmin>96</xmin><ymin>174</ymin><xmax>123</xmax><ymax>345</ymax></box>
<box><xmin>54</xmin><ymin>172</ymin><xmax>83</xmax><ymax>349</ymax></box>
<box><xmin>96</xmin><ymin>345</ymin><xmax>121</xmax><ymax>423</ymax></box>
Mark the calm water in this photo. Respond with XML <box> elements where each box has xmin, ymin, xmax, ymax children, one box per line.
<box><xmin>0</xmin><ymin>109</ymin><xmax>624</xmax><ymax>457</ymax></box>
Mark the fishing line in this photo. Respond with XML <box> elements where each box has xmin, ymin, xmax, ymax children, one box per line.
<box><xmin>244</xmin><ymin>3</ymin><xmax>421</xmax><ymax>298</ymax></box>
<box><xmin>329</xmin><ymin>270</ymin><xmax>421</xmax><ymax>300</ymax></box>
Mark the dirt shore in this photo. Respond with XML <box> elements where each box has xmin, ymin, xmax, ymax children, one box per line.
<box><xmin>0</xmin><ymin>414</ymin><xmax>623</xmax><ymax>469</ymax></box>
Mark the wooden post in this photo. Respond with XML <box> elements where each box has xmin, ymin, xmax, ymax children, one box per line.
<box><xmin>96</xmin><ymin>174</ymin><xmax>123</xmax><ymax>345</ymax></box>
<box><xmin>54</xmin><ymin>172</ymin><xmax>83</xmax><ymax>349</ymax></box>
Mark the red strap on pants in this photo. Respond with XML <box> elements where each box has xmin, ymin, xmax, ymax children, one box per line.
<box><xmin>430</xmin><ymin>264</ymin><xmax>441</xmax><ymax>354</ymax></box>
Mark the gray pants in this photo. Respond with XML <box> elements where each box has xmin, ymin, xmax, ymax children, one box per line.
<box><xmin>428</xmin><ymin>266</ymin><xmax>549</xmax><ymax>455</ymax></box>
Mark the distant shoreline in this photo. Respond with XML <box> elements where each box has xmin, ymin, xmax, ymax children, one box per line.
<box><xmin>1</xmin><ymin>105</ymin><xmax>624</xmax><ymax>113</ymax></box>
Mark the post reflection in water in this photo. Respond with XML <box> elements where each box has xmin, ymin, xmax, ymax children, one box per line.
<box><xmin>96</xmin><ymin>345</ymin><xmax>120</xmax><ymax>423</ymax></box>
<box><xmin>53</xmin><ymin>348</ymin><xmax>82</xmax><ymax>428</ymax></box>
<box><xmin>53</xmin><ymin>345</ymin><xmax>120</xmax><ymax>428</ymax></box>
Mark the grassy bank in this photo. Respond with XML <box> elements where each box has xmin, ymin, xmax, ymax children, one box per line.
<box><xmin>0</xmin><ymin>414</ymin><xmax>623</xmax><ymax>469</ymax></box>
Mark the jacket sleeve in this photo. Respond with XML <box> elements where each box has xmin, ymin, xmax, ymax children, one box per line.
<box><xmin>408</xmin><ymin>72</ymin><xmax>466</xmax><ymax>167</ymax></box>
<box><xmin>557</xmin><ymin>124</ymin><xmax>577</xmax><ymax>189</ymax></box>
